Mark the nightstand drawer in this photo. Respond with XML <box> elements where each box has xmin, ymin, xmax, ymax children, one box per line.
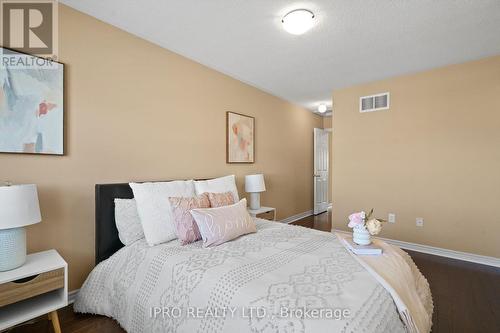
<box><xmin>0</xmin><ymin>268</ymin><xmax>64</xmax><ymax>307</ymax></box>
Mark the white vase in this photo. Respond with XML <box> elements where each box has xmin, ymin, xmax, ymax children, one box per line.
<box><xmin>353</xmin><ymin>224</ymin><xmax>372</xmax><ymax>245</ymax></box>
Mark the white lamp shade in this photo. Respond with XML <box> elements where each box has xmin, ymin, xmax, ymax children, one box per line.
<box><xmin>0</xmin><ymin>184</ymin><xmax>41</xmax><ymax>229</ymax></box>
<box><xmin>245</xmin><ymin>174</ymin><xmax>266</xmax><ymax>193</ymax></box>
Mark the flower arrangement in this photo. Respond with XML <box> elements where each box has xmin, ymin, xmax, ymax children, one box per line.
<box><xmin>348</xmin><ymin>209</ymin><xmax>386</xmax><ymax>236</ymax></box>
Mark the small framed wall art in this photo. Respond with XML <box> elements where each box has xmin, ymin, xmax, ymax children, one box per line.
<box><xmin>226</xmin><ymin>111</ymin><xmax>254</xmax><ymax>163</ymax></box>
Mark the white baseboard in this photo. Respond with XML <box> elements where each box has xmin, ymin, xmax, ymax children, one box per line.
<box><xmin>333</xmin><ymin>229</ymin><xmax>500</xmax><ymax>268</ymax></box>
<box><xmin>280</xmin><ymin>210</ymin><xmax>313</xmax><ymax>224</ymax></box>
<box><xmin>68</xmin><ymin>289</ymin><xmax>79</xmax><ymax>304</ymax></box>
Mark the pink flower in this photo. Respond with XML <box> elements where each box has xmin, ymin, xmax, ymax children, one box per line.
<box><xmin>348</xmin><ymin>211</ymin><xmax>366</xmax><ymax>228</ymax></box>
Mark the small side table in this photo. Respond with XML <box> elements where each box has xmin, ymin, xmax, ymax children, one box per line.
<box><xmin>0</xmin><ymin>249</ymin><xmax>68</xmax><ymax>332</ymax></box>
<box><xmin>248</xmin><ymin>206</ymin><xmax>276</xmax><ymax>221</ymax></box>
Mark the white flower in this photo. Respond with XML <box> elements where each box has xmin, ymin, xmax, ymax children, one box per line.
<box><xmin>366</xmin><ymin>219</ymin><xmax>382</xmax><ymax>235</ymax></box>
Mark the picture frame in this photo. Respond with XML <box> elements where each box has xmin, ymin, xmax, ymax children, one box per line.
<box><xmin>0</xmin><ymin>47</ymin><xmax>65</xmax><ymax>155</ymax></box>
<box><xmin>226</xmin><ymin>111</ymin><xmax>255</xmax><ymax>163</ymax></box>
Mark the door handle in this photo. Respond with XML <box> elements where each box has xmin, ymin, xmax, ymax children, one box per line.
<box><xmin>314</xmin><ymin>175</ymin><xmax>321</xmax><ymax>177</ymax></box>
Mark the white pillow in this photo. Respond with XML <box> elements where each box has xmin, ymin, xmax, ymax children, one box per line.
<box><xmin>129</xmin><ymin>180</ymin><xmax>195</xmax><ymax>246</ymax></box>
<box><xmin>194</xmin><ymin>175</ymin><xmax>239</xmax><ymax>202</ymax></box>
<box><xmin>114</xmin><ymin>198</ymin><xmax>144</xmax><ymax>246</ymax></box>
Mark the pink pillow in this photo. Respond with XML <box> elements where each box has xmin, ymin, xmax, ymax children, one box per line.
<box><xmin>207</xmin><ymin>191</ymin><xmax>235</xmax><ymax>208</ymax></box>
<box><xmin>190</xmin><ymin>198</ymin><xmax>256</xmax><ymax>247</ymax></box>
<box><xmin>168</xmin><ymin>193</ymin><xmax>210</xmax><ymax>245</ymax></box>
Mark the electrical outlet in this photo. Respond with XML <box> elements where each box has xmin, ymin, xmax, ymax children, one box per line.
<box><xmin>388</xmin><ymin>213</ymin><xmax>396</xmax><ymax>223</ymax></box>
<box><xmin>416</xmin><ymin>218</ymin><xmax>424</xmax><ymax>227</ymax></box>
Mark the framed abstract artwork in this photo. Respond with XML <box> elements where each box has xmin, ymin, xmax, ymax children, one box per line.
<box><xmin>226</xmin><ymin>111</ymin><xmax>255</xmax><ymax>163</ymax></box>
<box><xmin>0</xmin><ymin>47</ymin><xmax>64</xmax><ymax>155</ymax></box>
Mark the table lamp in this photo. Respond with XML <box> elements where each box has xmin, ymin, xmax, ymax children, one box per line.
<box><xmin>245</xmin><ymin>174</ymin><xmax>266</xmax><ymax>210</ymax></box>
<box><xmin>0</xmin><ymin>184</ymin><xmax>41</xmax><ymax>271</ymax></box>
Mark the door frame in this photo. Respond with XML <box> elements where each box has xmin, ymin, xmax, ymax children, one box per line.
<box><xmin>313</xmin><ymin>128</ymin><xmax>330</xmax><ymax>215</ymax></box>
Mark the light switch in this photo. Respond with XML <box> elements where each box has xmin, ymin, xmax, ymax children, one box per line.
<box><xmin>416</xmin><ymin>218</ymin><xmax>424</xmax><ymax>227</ymax></box>
<box><xmin>388</xmin><ymin>213</ymin><xmax>396</xmax><ymax>223</ymax></box>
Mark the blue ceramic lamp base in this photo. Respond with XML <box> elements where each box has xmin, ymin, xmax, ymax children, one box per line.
<box><xmin>0</xmin><ymin>227</ymin><xmax>26</xmax><ymax>271</ymax></box>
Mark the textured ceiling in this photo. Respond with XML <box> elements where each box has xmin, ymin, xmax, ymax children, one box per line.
<box><xmin>60</xmin><ymin>0</ymin><xmax>500</xmax><ymax>113</ymax></box>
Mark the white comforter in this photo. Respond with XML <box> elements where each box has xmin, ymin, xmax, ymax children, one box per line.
<box><xmin>75</xmin><ymin>219</ymin><xmax>406</xmax><ymax>333</ymax></box>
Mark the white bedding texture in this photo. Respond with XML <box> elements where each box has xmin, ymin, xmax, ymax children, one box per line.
<box><xmin>74</xmin><ymin>219</ymin><xmax>432</xmax><ymax>333</ymax></box>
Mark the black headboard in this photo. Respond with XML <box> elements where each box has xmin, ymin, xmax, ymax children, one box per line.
<box><xmin>95</xmin><ymin>179</ymin><xmax>211</xmax><ymax>265</ymax></box>
<box><xmin>95</xmin><ymin>182</ymin><xmax>134</xmax><ymax>265</ymax></box>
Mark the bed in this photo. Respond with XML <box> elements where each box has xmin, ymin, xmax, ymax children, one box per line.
<box><xmin>74</xmin><ymin>182</ymin><xmax>429</xmax><ymax>333</ymax></box>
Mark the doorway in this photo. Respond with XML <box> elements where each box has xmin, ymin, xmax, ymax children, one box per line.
<box><xmin>313</xmin><ymin>128</ymin><xmax>329</xmax><ymax>215</ymax></box>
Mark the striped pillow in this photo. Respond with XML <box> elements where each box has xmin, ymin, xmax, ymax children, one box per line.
<box><xmin>168</xmin><ymin>193</ymin><xmax>210</xmax><ymax>245</ymax></box>
<box><xmin>207</xmin><ymin>191</ymin><xmax>235</xmax><ymax>207</ymax></box>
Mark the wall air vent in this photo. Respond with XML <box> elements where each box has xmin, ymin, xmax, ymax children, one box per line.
<box><xmin>360</xmin><ymin>92</ymin><xmax>390</xmax><ymax>113</ymax></box>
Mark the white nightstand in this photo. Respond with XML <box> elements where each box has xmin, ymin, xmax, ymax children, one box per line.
<box><xmin>0</xmin><ymin>249</ymin><xmax>67</xmax><ymax>332</ymax></box>
<box><xmin>248</xmin><ymin>206</ymin><xmax>276</xmax><ymax>221</ymax></box>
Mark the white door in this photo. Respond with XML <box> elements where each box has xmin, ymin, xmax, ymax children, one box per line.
<box><xmin>314</xmin><ymin>128</ymin><xmax>329</xmax><ymax>215</ymax></box>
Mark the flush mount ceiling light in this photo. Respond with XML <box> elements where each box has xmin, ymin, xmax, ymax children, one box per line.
<box><xmin>282</xmin><ymin>9</ymin><xmax>315</xmax><ymax>35</ymax></box>
<box><xmin>318</xmin><ymin>103</ymin><xmax>327</xmax><ymax>113</ymax></box>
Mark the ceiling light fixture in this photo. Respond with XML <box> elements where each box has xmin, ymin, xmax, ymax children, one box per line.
<box><xmin>282</xmin><ymin>9</ymin><xmax>315</xmax><ymax>35</ymax></box>
<box><xmin>318</xmin><ymin>104</ymin><xmax>327</xmax><ymax>113</ymax></box>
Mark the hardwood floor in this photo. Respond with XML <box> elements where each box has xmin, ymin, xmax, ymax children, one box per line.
<box><xmin>7</xmin><ymin>212</ymin><xmax>499</xmax><ymax>333</ymax></box>
<box><xmin>407</xmin><ymin>250</ymin><xmax>500</xmax><ymax>333</ymax></box>
<box><xmin>7</xmin><ymin>306</ymin><xmax>125</xmax><ymax>333</ymax></box>
<box><xmin>289</xmin><ymin>210</ymin><xmax>332</xmax><ymax>231</ymax></box>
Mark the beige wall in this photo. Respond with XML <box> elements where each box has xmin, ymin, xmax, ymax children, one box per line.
<box><xmin>322</xmin><ymin>116</ymin><xmax>332</xmax><ymax>129</ymax></box>
<box><xmin>332</xmin><ymin>56</ymin><xmax>500</xmax><ymax>257</ymax></box>
<box><xmin>0</xmin><ymin>5</ymin><xmax>322</xmax><ymax>289</ymax></box>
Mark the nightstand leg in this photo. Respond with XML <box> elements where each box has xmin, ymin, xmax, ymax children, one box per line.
<box><xmin>48</xmin><ymin>310</ymin><xmax>61</xmax><ymax>333</ymax></box>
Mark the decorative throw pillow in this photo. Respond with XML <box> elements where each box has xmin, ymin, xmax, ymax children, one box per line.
<box><xmin>208</xmin><ymin>191</ymin><xmax>235</xmax><ymax>208</ymax></box>
<box><xmin>190</xmin><ymin>198</ymin><xmax>256</xmax><ymax>247</ymax></box>
<box><xmin>129</xmin><ymin>180</ymin><xmax>196</xmax><ymax>246</ymax></box>
<box><xmin>168</xmin><ymin>193</ymin><xmax>210</xmax><ymax>245</ymax></box>
<box><xmin>114</xmin><ymin>198</ymin><xmax>144</xmax><ymax>246</ymax></box>
<box><xmin>194</xmin><ymin>175</ymin><xmax>239</xmax><ymax>203</ymax></box>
